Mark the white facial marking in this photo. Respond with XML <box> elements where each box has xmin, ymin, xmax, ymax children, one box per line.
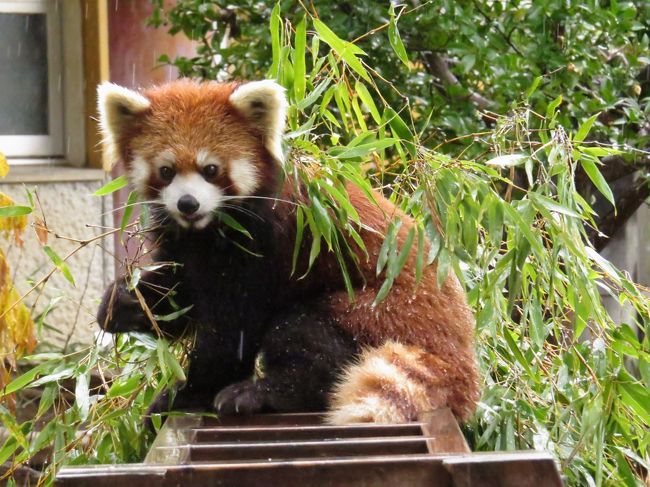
<box><xmin>196</xmin><ymin>148</ymin><xmax>221</xmax><ymax>168</ymax></box>
<box><xmin>155</xmin><ymin>149</ymin><xmax>176</xmax><ymax>169</ymax></box>
<box><xmin>97</xmin><ymin>82</ymin><xmax>151</xmax><ymax>170</ymax></box>
<box><xmin>129</xmin><ymin>156</ymin><xmax>150</xmax><ymax>194</ymax></box>
<box><xmin>160</xmin><ymin>172</ymin><xmax>222</xmax><ymax>230</ymax></box>
<box><xmin>229</xmin><ymin>80</ymin><xmax>287</xmax><ymax>163</ymax></box>
<box><xmin>230</xmin><ymin>157</ymin><xmax>259</xmax><ymax>196</ymax></box>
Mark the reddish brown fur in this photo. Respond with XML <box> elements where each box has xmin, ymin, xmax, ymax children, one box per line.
<box><xmin>337</xmin><ymin>185</ymin><xmax>476</xmax><ymax>355</ymax></box>
<box><xmin>119</xmin><ymin>80</ymin><xmax>278</xmax><ymax>199</ymax></box>
<box><xmin>320</xmin><ymin>186</ymin><xmax>479</xmax><ymax>422</ymax></box>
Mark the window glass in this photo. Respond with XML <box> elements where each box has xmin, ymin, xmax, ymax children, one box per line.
<box><xmin>0</xmin><ymin>13</ymin><xmax>48</xmax><ymax>135</ymax></box>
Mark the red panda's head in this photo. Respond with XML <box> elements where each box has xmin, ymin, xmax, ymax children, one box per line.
<box><xmin>98</xmin><ymin>79</ymin><xmax>287</xmax><ymax>230</ymax></box>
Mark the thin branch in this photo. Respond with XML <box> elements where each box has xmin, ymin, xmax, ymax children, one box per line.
<box><xmin>423</xmin><ymin>52</ymin><xmax>495</xmax><ymax>110</ymax></box>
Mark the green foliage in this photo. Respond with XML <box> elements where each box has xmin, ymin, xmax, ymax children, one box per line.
<box><xmin>149</xmin><ymin>0</ymin><xmax>649</xmax><ymax>153</ymax></box>
<box><xmin>0</xmin><ymin>334</ymin><xmax>184</xmax><ymax>484</ymax></box>
<box><xmin>1</xmin><ymin>3</ymin><xmax>648</xmax><ymax>486</ymax></box>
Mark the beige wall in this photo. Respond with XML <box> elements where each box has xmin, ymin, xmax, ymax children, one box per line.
<box><xmin>0</xmin><ymin>175</ymin><xmax>113</xmax><ymax>351</ymax></box>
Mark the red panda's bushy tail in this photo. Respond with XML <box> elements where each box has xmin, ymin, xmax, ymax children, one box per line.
<box><xmin>326</xmin><ymin>341</ymin><xmax>479</xmax><ymax>424</ymax></box>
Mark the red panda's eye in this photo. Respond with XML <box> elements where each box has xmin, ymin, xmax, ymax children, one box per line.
<box><xmin>203</xmin><ymin>164</ymin><xmax>219</xmax><ymax>178</ymax></box>
<box><xmin>159</xmin><ymin>166</ymin><xmax>175</xmax><ymax>181</ymax></box>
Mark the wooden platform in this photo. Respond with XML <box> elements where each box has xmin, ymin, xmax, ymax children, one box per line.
<box><xmin>55</xmin><ymin>409</ymin><xmax>564</xmax><ymax>486</ymax></box>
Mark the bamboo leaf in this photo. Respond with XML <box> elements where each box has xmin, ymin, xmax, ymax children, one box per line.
<box><xmin>43</xmin><ymin>245</ymin><xmax>75</xmax><ymax>286</ymax></box>
<box><xmin>93</xmin><ymin>176</ymin><xmax>128</xmax><ymax>196</ymax></box>
<box><xmin>107</xmin><ymin>375</ymin><xmax>142</xmax><ymax>398</ymax></box>
<box><xmin>332</xmin><ymin>138</ymin><xmax>397</xmax><ymax>159</ymax></box>
<box><xmin>120</xmin><ymin>191</ymin><xmax>138</xmax><ymax>235</ymax></box>
<box><xmin>295</xmin><ymin>79</ymin><xmax>331</xmax><ymax>111</ymax></box>
<box><xmin>75</xmin><ymin>373</ymin><xmax>90</xmax><ymax>421</ymax></box>
<box><xmin>545</xmin><ymin>95</ymin><xmax>562</xmax><ymax>120</ymax></box>
<box><xmin>530</xmin><ymin>193</ymin><xmax>581</xmax><ymax>218</ymax></box>
<box><xmin>154</xmin><ymin>305</ymin><xmax>193</xmax><ymax>322</ymax></box>
<box><xmin>269</xmin><ymin>3</ymin><xmax>281</xmax><ymax>78</ymax></box>
<box><xmin>415</xmin><ymin>226</ymin><xmax>424</xmax><ymax>284</ymax></box>
<box><xmin>293</xmin><ymin>16</ymin><xmax>307</xmax><ymax>101</ymax></box>
<box><xmin>574</xmin><ymin>113</ymin><xmax>600</xmax><ymax>143</ymax></box>
<box><xmin>217</xmin><ymin>211</ymin><xmax>252</xmax><ymax>239</ymax></box>
<box><xmin>373</xmin><ymin>276</ymin><xmax>394</xmax><ymax>304</ymax></box>
<box><xmin>291</xmin><ymin>206</ymin><xmax>305</xmax><ymax>276</ymax></box>
<box><xmin>485</xmin><ymin>154</ymin><xmax>527</xmax><ymax>167</ymax></box>
<box><xmin>0</xmin><ymin>363</ymin><xmax>47</xmax><ymax>398</ymax></box>
<box><xmin>436</xmin><ymin>248</ymin><xmax>450</xmax><ymax>288</ymax></box>
<box><xmin>313</xmin><ymin>18</ymin><xmax>370</xmax><ymax>82</ymax></box>
<box><xmin>377</xmin><ymin>220</ymin><xmax>400</xmax><ymax>276</ymax></box>
<box><xmin>580</xmin><ymin>156</ymin><xmax>615</xmax><ymax>206</ymax></box>
<box><xmin>0</xmin><ymin>205</ymin><xmax>32</xmax><ymax>217</ymax></box>
<box><xmin>354</xmin><ymin>81</ymin><xmax>381</xmax><ymax>124</ymax></box>
<box><xmin>388</xmin><ymin>226</ymin><xmax>415</xmax><ymax>279</ymax></box>
<box><xmin>163</xmin><ymin>348</ymin><xmax>186</xmax><ymax>381</ymax></box>
<box><xmin>524</xmin><ymin>76</ymin><xmax>543</xmax><ymax>99</ymax></box>
<box><xmin>388</xmin><ymin>5</ymin><xmax>409</xmax><ymax>67</ymax></box>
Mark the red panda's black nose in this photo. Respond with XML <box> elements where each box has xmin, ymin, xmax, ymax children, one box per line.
<box><xmin>177</xmin><ymin>194</ymin><xmax>200</xmax><ymax>215</ymax></box>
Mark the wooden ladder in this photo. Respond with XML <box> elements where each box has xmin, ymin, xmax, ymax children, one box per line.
<box><xmin>55</xmin><ymin>409</ymin><xmax>564</xmax><ymax>486</ymax></box>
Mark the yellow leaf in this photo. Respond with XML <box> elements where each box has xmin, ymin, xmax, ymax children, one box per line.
<box><xmin>0</xmin><ymin>249</ymin><xmax>36</xmax><ymax>394</ymax></box>
<box><xmin>0</xmin><ymin>192</ymin><xmax>28</xmax><ymax>239</ymax></box>
<box><xmin>0</xmin><ymin>152</ymin><xmax>8</xmax><ymax>179</ymax></box>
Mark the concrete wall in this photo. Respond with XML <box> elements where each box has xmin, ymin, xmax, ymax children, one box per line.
<box><xmin>0</xmin><ymin>172</ymin><xmax>113</xmax><ymax>351</ymax></box>
<box><xmin>600</xmin><ymin>202</ymin><xmax>650</xmax><ymax>327</ymax></box>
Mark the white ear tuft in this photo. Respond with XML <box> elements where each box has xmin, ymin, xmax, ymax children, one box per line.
<box><xmin>229</xmin><ymin>80</ymin><xmax>287</xmax><ymax>163</ymax></box>
<box><xmin>97</xmin><ymin>82</ymin><xmax>150</xmax><ymax>169</ymax></box>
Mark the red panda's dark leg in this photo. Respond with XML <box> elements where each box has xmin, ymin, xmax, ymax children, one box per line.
<box><xmin>148</xmin><ymin>326</ymin><xmax>258</xmax><ymax>423</ymax></box>
<box><xmin>97</xmin><ymin>271</ymin><xmax>189</xmax><ymax>337</ymax></box>
<box><xmin>213</xmin><ymin>303</ymin><xmax>359</xmax><ymax>416</ymax></box>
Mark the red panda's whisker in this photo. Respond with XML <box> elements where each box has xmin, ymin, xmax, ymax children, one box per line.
<box><xmin>218</xmin><ymin>204</ymin><xmax>264</xmax><ymax>222</ymax></box>
<box><xmin>220</xmin><ymin>195</ymin><xmax>299</xmax><ymax>206</ymax></box>
<box><xmin>220</xmin><ymin>182</ymin><xmax>236</xmax><ymax>193</ymax></box>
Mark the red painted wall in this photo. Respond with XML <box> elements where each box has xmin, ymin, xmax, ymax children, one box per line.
<box><xmin>108</xmin><ymin>0</ymin><xmax>195</xmax><ymax>89</ymax></box>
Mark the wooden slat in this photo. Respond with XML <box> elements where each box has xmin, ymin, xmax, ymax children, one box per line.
<box><xmin>203</xmin><ymin>412</ymin><xmax>326</xmax><ymax>427</ymax></box>
<box><xmin>443</xmin><ymin>451</ymin><xmax>564</xmax><ymax>487</ymax></box>
<box><xmin>192</xmin><ymin>423</ymin><xmax>422</xmax><ymax>442</ymax></box>
<box><xmin>168</xmin><ymin>455</ymin><xmax>453</xmax><ymax>487</ymax></box>
<box><xmin>55</xmin><ymin>410</ymin><xmax>565</xmax><ymax>487</ymax></box>
<box><xmin>56</xmin><ymin>464</ymin><xmax>167</xmax><ymax>487</ymax></box>
<box><xmin>56</xmin><ymin>451</ymin><xmax>563</xmax><ymax>487</ymax></box>
<box><xmin>56</xmin><ymin>455</ymin><xmax>452</xmax><ymax>487</ymax></box>
<box><xmin>185</xmin><ymin>436</ymin><xmax>429</xmax><ymax>461</ymax></box>
<box><xmin>419</xmin><ymin>408</ymin><xmax>470</xmax><ymax>454</ymax></box>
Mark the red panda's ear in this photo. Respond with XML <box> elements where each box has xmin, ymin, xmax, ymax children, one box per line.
<box><xmin>229</xmin><ymin>80</ymin><xmax>287</xmax><ymax>163</ymax></box>
<box><xmin>97</xmin><ymin>83</ymin><xmax>151</xmax><ymax>170</ymax></box>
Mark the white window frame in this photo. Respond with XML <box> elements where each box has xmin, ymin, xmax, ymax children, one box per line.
<box><xmin>0</xmin><ymin>0</ymin><xmax>84</xmax><ymax>166</ymax></box>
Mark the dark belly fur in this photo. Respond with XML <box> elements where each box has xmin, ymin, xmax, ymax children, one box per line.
<box><xmin>98</xmin><ymin>197</ymin><xmax>359</xmax><ymax>416</ymax></box>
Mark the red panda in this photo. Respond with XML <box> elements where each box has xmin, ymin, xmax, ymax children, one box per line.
<box><xmin>97</xmin><ymin>79</ymin><xmax>480</xmax><ymax>424</ymax></box>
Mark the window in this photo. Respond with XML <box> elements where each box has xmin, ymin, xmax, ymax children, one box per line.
<box><xmin>0</xmin><ymin>0</ymin><xmax>84</xmax><ymax>165</ymax></box>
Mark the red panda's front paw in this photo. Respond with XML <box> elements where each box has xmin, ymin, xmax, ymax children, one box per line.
<box><xmin>213</xmin><ymin>379</ymin><xmax>266</xmax><ymax>416</ymax></box>
<box><xmin>97</xmin><ymin>279</ymin><xmax>149</xmax><ymax>333</ymax></box>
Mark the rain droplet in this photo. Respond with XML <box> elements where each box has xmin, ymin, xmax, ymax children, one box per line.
<box><xmin>237</xmin><ymin>330</ymin><xmax>244</xmax><ymax>361</ymax></box>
